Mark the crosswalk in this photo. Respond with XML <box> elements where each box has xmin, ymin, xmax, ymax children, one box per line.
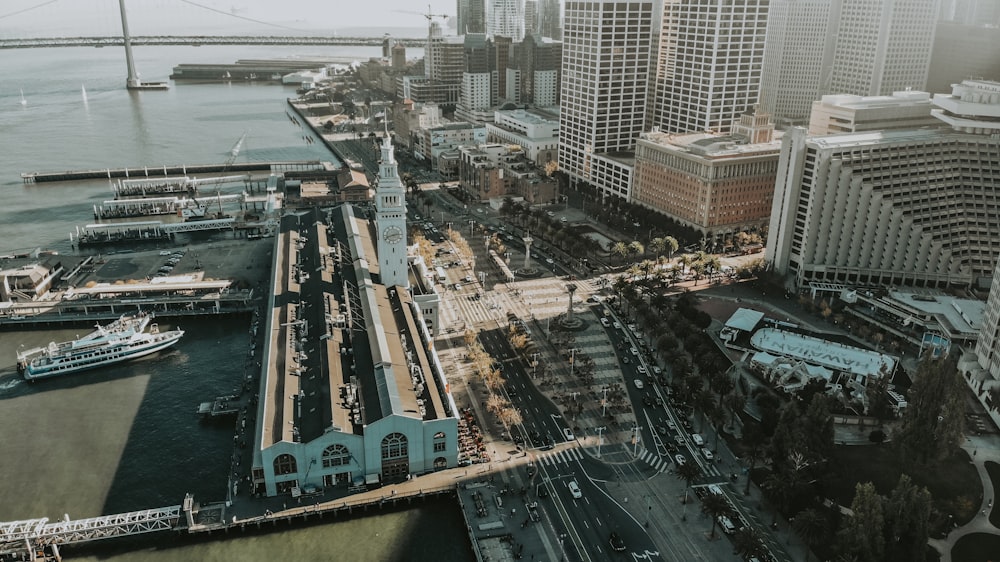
<box><xmin>636</xmin><ymin>448</ymin><xmax>671</xmax><ymax>473</ymax></box>
<box><xmin>535</xmin><ymin>447</ymin><xmax>584</xmax><ymax>467</ymax></box>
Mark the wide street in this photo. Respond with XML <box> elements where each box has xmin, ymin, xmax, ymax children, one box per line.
<box><xmin>419</xmin><ymin>185</ymin><xmax>797</xmax><ymax>562</ymax></box>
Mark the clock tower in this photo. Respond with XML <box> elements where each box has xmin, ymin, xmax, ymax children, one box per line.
<box><xmin>375</xmin><ymin>130</ymin><xmax>408</xmax><ymax>288</ymax></box>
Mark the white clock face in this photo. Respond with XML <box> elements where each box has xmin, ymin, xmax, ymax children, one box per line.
<box><xmin>383</xmin><ymin>226</ymin><xmax>403</xmax><ymax>244</ymax></box>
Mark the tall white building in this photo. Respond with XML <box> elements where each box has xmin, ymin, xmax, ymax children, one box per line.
<box><xmin>558</xmin><ymin>0</ymin><xmax>658</xmax><ymax>199</ymax></box>
<box><xmin>761</xmin><ymin>0</ymin><xmax>940</xmax><ymax>127</ymax></box>
<box><xmin>647</xmin><ymin>0</ymin><xmax>769</xmax><ymax>135</ymax></box>
<box><xmin>767</xmin><ymin>80</ymin><xmax>1000</xmax><ymax>291</ymax></box>
<box><xmin>375</xmin><ymin>132</ymin><xmax>408</xmax><ymax>288</ymax></box>
<box><xmin>488</xmin><ymin>0</ymin><xmax>524</xmax><ymax>41</ymax></box>
<box><xmin>759</xmin><ymin>0</ymin><xmax>836</xmax><ymax>128</ymax></box>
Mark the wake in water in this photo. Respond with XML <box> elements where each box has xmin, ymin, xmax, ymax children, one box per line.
<box><xmin>0</xmin><ymin>378</ymin><xmax>21</xmax><ymax>392</ymax></box>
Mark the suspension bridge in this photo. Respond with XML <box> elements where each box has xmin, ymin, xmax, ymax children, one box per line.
<box><xmin>0</xmin><ymin>35</ymin><xmax>425</xmax><ymax>49</ymax></box>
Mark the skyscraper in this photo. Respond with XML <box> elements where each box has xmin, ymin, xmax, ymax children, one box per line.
<box><xmin>647</xmin><ymin>0</ymin><xmax>769</xmax><ymax>135</ymax></box>
<box><xmin>558</xmin><ymin>0</ymin><xmax>659</xmax><ymax>198</ymax></box>
<box><xmin>488</xmin><ymin>0</ymin><xmax>524</xmax><ymax>40</ymax></box>
<box><xmin>524</xmin><ymin>0</ymin><xmax>539</xmax><ymax>36</ymax></box>
<box><xmin>457</xmin><ymin>0</ymin><xmax>487</xmax><ymax>34</ymax></box>
<box><xmin>761</xmin><ymin>0</ymin><xmax>939</xmax><ymax>127</ymax></box>
<box><xmin>537</xmin><ymin>0</ymin><xmax>562</xmax><ymax>39</ymax></box>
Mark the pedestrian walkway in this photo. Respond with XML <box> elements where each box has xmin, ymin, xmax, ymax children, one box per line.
<box><xmin>928</xmin><ymin>434</ymin><xmax>1000</xmax><ymax>561</ymax></box>
<box><xmin>535</xmin><ymin>447</ymin><xmax>584</xmax><ymax>468</ymax></box>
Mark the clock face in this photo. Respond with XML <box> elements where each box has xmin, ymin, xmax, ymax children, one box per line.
<box><xmin>383</xmin><ymin>226</ymin><xmax>403</xmax><ymax>244</ymax></box>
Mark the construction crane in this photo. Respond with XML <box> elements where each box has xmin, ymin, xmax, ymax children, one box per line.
<box><xmin>393</xmin><ymin>4</ymin><xmax>449</xmax><ymax>23</ymax></box>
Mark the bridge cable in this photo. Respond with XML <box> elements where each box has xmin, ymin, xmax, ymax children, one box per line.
<box><xmin>0</xmin><ymin>0</ymin><xmax>60</xmax><ymax>21</ymax></box>
<box><xmin>175</xmin><ymin>0</ymin><xmax>308</xmax><ymax>32</ymax></box>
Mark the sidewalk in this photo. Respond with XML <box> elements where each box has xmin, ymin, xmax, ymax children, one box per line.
<box><xmin>928</xmin><ymin>434</ymin><xmax>1000</xmax><ymax>560</ymax></box>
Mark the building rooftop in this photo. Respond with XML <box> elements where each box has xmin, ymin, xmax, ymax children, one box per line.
<box><xmin>750</xmin><ymin>327</ymin><xmax>896</xmax><ymax>379</ymax></box>
<box><xmin>640</xmin><ymin>130</ymin><xmax>782</xmax><ymax>157</ymax></box>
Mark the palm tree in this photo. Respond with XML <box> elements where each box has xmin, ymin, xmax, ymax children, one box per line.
<box><xmin>763</xmin><ymin>470</ymin><xmax>796</xmax><ymax>525</ymax></box>
<box><xmin>675</xmin><ymin>462</ymin><xmax>700</xmax><ymax>520</ymax></box>
<box><xmin>733</xmin><ymin>526</ymin><xmax>766</xmax><ymax>559</ymax></box>
<box><xmin>611</xmin><ymin>241</ymin><xmax>629</xmax><ymax>263</ymax></box>
<box><xmin>627</xmin><ymin>240</ymin><xmax>645</xmax><ymax>262</ymax></box>
<box><xmin>701</xmin><ymin>493</ymin><xmax>731</xmax><ymax>538</ymax></box>
<box><xmin>792</xmin><ymin>508</ymin><xmax>828</xmax><ymax>562</ymax></box>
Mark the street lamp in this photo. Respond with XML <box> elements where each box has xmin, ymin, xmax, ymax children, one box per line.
<box><xmin>632</xmin><ymin>425</ymin><xmax>641</xmax><ymax>456</ymax></box>
<box><xmin>602</xmin><ymin>385</ymin><xmax>609</xmax><ymax>417</ymax></box>
<box><xmin>595</xmin><ymin>426</ymin><xmax>606</xmax><ymax>458</ymax></box>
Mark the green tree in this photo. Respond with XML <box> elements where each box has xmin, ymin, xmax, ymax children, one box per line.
<box><xmin>733</xmin><ymin>526</ymin><xmax>766</xmax><ymax>559</ymax></box>
<box><xmin>742</xmin><ymin>423</ymin><xmax>768</xmax><ymax>496</ymax></box>
<box><xmin>701</xmin><ymin>493</ymin><xmax>730</xmax><ymax>538</ymax></box>
<box><xmin>837</xmin><ymin>482</ymin><xmax>885</xmax><ymax>562</ymax></box>
<box><xmin>676</xmin><ymin>461</ymin><xmax>701</xmax><ymax>516</ymax></box>
<box><xmin>894</xmin><ymin>356</ymin><xmax>966</xmax><ymax>466</ymax></box>
<box><xmin>884</xmin><ymin>474</ymin><xmax>932</xmax><ymax>562</ymax></box>
<box><xmin>792</xmin><ymin>508</ymin><xmax>828</xmax><ymax>562</ymax></box>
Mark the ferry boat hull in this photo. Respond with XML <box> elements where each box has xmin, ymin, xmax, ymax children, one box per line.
<box><xmin>16</xmin><ymin>314</ymin><xmax>183</xmax><ymax>381</ymax></box>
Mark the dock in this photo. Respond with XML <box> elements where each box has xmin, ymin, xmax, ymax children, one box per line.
<box><xmin>20</xmin><ymin>161</ymin><xmax>325</xmax><ymax>183</ymax></box>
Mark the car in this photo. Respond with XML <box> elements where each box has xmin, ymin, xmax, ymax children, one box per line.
<box><xmin>692</xmin><ymin>433</ymin><xmax>705</xmax><ymax>446</ymax></box>
<box><xmin>674</xmin><ymin>454</ymin><xmax>686</xmax><ymax>466</ymax></box>
<box><xmin>600</xmin><ymin>318</ymin><xmax>610</xmax><ymax>327</ymax></box>
<box><xmin>546</xmin><ymin>210</ymin><xmax>555</xmax><ymax>218</ymax></box>
<box><xmin>718</xmin><ymin>515</ymin><xmax>737</xmax><ymax>534</ymax></box>
<box><xmin>633</xmin><ymin>379</ymin><xmax>644</xmax><ymax>389</ymax></box>
<box><xmin>702</xmin><ymin>448</ymin><xmax>714</xmax><ymax>461</ymax></box>
<box><xmin>637</xmin><ymin>365</ymin><xmax>647</xmax><ymax>374</ymax></box>
<box><xmin>622</xmin><ymin>356</ymin><xmax>630</xmax><ymax>364</ymax></box>
<box><xmin>464</xmin><ymin>275</ymin><xmax>473</xmax><ymax>282</ymax></box>
<box><xmin>674</xmin><ymin>435</ymin><xmax>685</xmax><ymax>446</ymax></box>
<box><xmin>587</xmin><ymin>295</ymin><xmax>602</xmax><ymax>303</ymax></box>
<box><xmin>613</xmin><ymin>321</ymin><xmax>622</xmax><ymax>329</ymax></box>
<box><xmin>667</xmin><ymin>419</ymin><xmax>677</xmax><ymax>430</ymax></box>
<box><xmin>454</xmin><ymin>283</ymin><xmax>462</xmax><ymax>290</ymax></box>
<box><xmin>158</xmin><ymin>250</ymin><xmax>172</xmax><ymax>256</ymax></box>
<box><xmin>560</xmin><ymin>217</ymin><xmax>568</xmax><ymax>223</ymax></box>
<box><xmin>545</xmin><ymin>258</ymin><xmax>554</xmax><ymax>264</ymax></box>
<box><xmin>652</xmin><ymin>366</ymin><xmax>663</xmax><ymax>375</ymax></box>
<box><xmin>707</xmin><ymin>484</ymin><xmax>724</xmax><ymax>496</ymax></box>
<box><xmin>563</xmin><ymin>428</ymin><xmax>575</xmax><ymax>441</ymax></box>
<box><xmin>568</xmin><ymin>480</ymin><xmax>582</xmax><ymax>499</ymax></box>
<box><xmin>643</xmin><ymin>395</ymin><xmax>654</xmax><ymax>407</ymax></box>
<box><xmin>630</xmin><ymin>347</ymin><xmax>639</xmax><ymax>356</ymax></box>
<box><xmin>609</xmin><ymin>531</ymin><xmax>626</xmax><ymax>552</ymax></box>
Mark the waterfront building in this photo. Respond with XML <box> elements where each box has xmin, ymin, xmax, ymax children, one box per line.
<box><xmin>392</xmin><ymin>100</ymin><xmax>443</xmax><ymax>151</ymax></box>
<box><xmin>488</xmin><ymin>0</ymin><xmax>524</xmax><ymax>41</ymax></box>
<box><xmin>413</xmin><ymin>122</ymin><xmax>489</xmax><ymax>171</ymax></box>
<box><xmin>0</xmin><ymin>258</ymin><xmax>63</xmax><ymax>301</ymax></box>
<box><xmin>505</xmin><ymin>33</ymin><xmax>561</xmax><ymax>107</ymax></box>
<box><xmin>632</xmin><ymin>108</ymin><xmax>781</xmax><ymax>242</ymax></box>
<box><xmin>760</xmin><ymin>0</ymin><xmax>939</xmax><ymax>127</ymax></box>
<box><xmin>647</xmin><ymin>0</ymin><xmax>768</xmax><ymax>135</ymax></box>
<box><xmin>251</xmin><ymin>134</ymin><xmax>456</xmax><ymax>497</ymax></box>
<box><xmin>558</xmin><ymin>0</ymin><xmax>658</xmax><ymax>200</ymax></box>
<box><xmin>486</xmin><ymin>108</ymin><xmax>559</xmax><ymax>165</ymax></box>
<box><xmin>457</xmin><ymin>0</ymin><xmax>487</xmax><ymax>34</ymax></box>
<box><xmin>766</xmin><ymin>80</ymin><xmax>1000</xmax><ymax>291</ymax></box>
<box><xmin>807</xmin><ymin>90</ymin><xmax>943</xmax><ymax>136</ymax></box>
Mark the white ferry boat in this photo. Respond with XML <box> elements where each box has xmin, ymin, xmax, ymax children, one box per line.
<box><xmin>16</xmin><ymin>313</ymin><xmax>183</xmax><ymax>381</ymax></box>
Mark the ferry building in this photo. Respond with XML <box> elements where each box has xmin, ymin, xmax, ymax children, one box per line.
<box><xmin>250</xmin><ymin>134</ymin><xmax>457</xmax><ymax>497</ymax></box>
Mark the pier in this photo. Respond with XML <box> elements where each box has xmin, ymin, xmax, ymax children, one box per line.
<box><xmin>21</xmin><ymin>161</ymin><xmax>325</xmax><ymax>183</ymax></box>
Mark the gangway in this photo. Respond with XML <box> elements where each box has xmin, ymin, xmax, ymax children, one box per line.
<box><xmin>0</xmin><ymin>505</ymin><xmax>181</xmax><ymax>555</ymax></box>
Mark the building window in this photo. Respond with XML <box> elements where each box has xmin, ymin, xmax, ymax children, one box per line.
<box><xmin>273</xmin><ymin>453</ymin><xmax>297</xmax><ymax>476</ymax></box>
<box><xmin>433</xmin><ymin>431</ymin><xmax>447</xmax><ymax>452</ymax></box>
<box><xmin>322</xmin><ymin>444</ymin><xmax>351</xmax><ymax>468</ymax></box>
<box><xmin>381</xmin><ymin>432</ymin><xmax>409</xmax><ymax>460</ymax></box>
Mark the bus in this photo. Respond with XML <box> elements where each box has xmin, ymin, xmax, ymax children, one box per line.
<box><xmin>436</xmin><ymin>266</ymin><xmax>447</xmax><ymax>282</ymax></box>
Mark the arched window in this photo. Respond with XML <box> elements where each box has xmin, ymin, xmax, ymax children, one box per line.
<box><xmin>381</xmin><ymin>432</ymin><xmax>408</xmax><ymax>460</ymax></box>
<box><xmin>433</xmin><ymin>457</ymin><xmax>447</xmax><ymax>470</ymax></box>
<box><xmin>433</xmin><ymin>431</ymin><xmax>446</xmax><ymax>439</ymax></box>
<box><xmin>273</xmin><ymin>453</ymin><xmax>297</xmax><ymax>476</ymax></box>
<box><xmin>322</xmin><ymin>444</ymin><xmax>350</xmax><ymax>468</ymax></box>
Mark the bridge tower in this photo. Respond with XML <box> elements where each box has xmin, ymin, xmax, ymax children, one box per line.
<box><xmin>118</xmin><ymin>0</ymin><xmax>168</xmax><ymax>90</ymax></box>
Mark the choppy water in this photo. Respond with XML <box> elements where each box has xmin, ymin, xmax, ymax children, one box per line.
<box><xmin>0</xmin><ymin>44</ymin><xmax>472</xmax><ymax>561</ymax></box>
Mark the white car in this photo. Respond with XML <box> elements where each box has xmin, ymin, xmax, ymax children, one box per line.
<box><xmin>691</xmin><ymin>433</ymin><xmax>705</xmax><ymax>446</ymax></box>
<box><xmin>674</xmin><ymin>454</ymin><xmax>686</xmax><ymax>466</ymax></box>
<box><xmin>630</xmin><ymin>347</ymin><xmax>639</xmax><ymax>356</ymax></box>
<box><xmin>563</xmin><ymin>428</ymin><xmax>575</xmax><ymax>441</ymax></box>
<box><xmin>702</xmin><ymin>448</ymin><xmax>714</xmax><ymax>461</ymax></box>
<box><xmin>637</xmin><ymin>366</ymin><xmax>647</xmax><ymax>375</ymax></box>
<box><xmin>708</xmin><ymin>484</ymin><xmax>724</xmax><ymax>496</ymax></box>
<box><xmin>545</xmin><ymin>258</ymin><xmax>554</xmax><ymax>264</ymax></box>
<box><xmin>600</xmin><ymin>318</ymin><xmax>610</xmax><ymax>327</ymax></box>
<box><xmin>613</xmin><ymin>321</ymin><xmax>622</xmax><ymax>329</ymax></box>
<box><xmin>633</xmin><ymin>379</ymin><xmax>644</xmax><ymax>389</ymax></box>
<box><xmin>464</xmin><ymin>275</ymin><xmax>473</xmax><ymax>282</ymax></box>
<box><xmin>568</xmin><ymin>480</ymin><xmax>583</xmax><ymax>499</ymax></box>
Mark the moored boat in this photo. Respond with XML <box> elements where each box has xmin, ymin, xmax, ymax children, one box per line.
<box><xmin>15</xmin><ymin>313</ymin><xmax>183</xmax><ymax>380</ymax></box>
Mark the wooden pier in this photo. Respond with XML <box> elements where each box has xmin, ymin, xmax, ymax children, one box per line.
<box><xmin>20</xmin><ymin>161</ymin><xmax>326</xmax><ymax>183</ymax></box>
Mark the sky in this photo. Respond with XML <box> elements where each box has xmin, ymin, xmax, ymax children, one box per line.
<box><xmin>0</xmin><ymin>0</ymin><xmax>456</xmax><ymax>37</ymax></box>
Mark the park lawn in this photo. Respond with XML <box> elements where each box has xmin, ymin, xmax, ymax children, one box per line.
<box><xmin>825</xmin><ymin>444</ymin><xmax>981</xmax><ymax>525</ymax></box>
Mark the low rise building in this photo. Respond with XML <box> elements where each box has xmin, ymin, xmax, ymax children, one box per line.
<box><xmin>808</xmin><ymin>90</ymin><xmax>943</xmax><ymax>136</ymax></box>
<box><xmin>413</xmin><ymin>122</ymin><xmax>488</xmax><ymax>172</ymax></box>
<box><xmin>486</xmin><ymin>108</ymin><xmax>558</xmax><ymax>166</ymax></box>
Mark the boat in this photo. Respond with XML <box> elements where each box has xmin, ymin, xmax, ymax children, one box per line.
<box><xmin>15</xmin><ymin>313</ymin><xmax>183</xmax><ymax>380</ymax></box>
<box><xmin>20</xmin><ymin>89</ymin><xmax>26</xmax><ymax>106</ymax></box>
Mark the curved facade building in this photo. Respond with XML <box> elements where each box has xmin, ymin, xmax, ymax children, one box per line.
<box><xmin>767</xmin><ymin>80</ymin><xmax>1000</xmax><ymax>290</ymax></box>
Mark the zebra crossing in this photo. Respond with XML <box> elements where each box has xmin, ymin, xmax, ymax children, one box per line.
<box><xmin>535</xmin><ymin>446</ymin><xmax>584</xmax><ymax>467</ymax></box>
<box><xmin>636</xmin><ymin>448</ymin><xmax>671</xmax><ymax>473</ymax></box>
